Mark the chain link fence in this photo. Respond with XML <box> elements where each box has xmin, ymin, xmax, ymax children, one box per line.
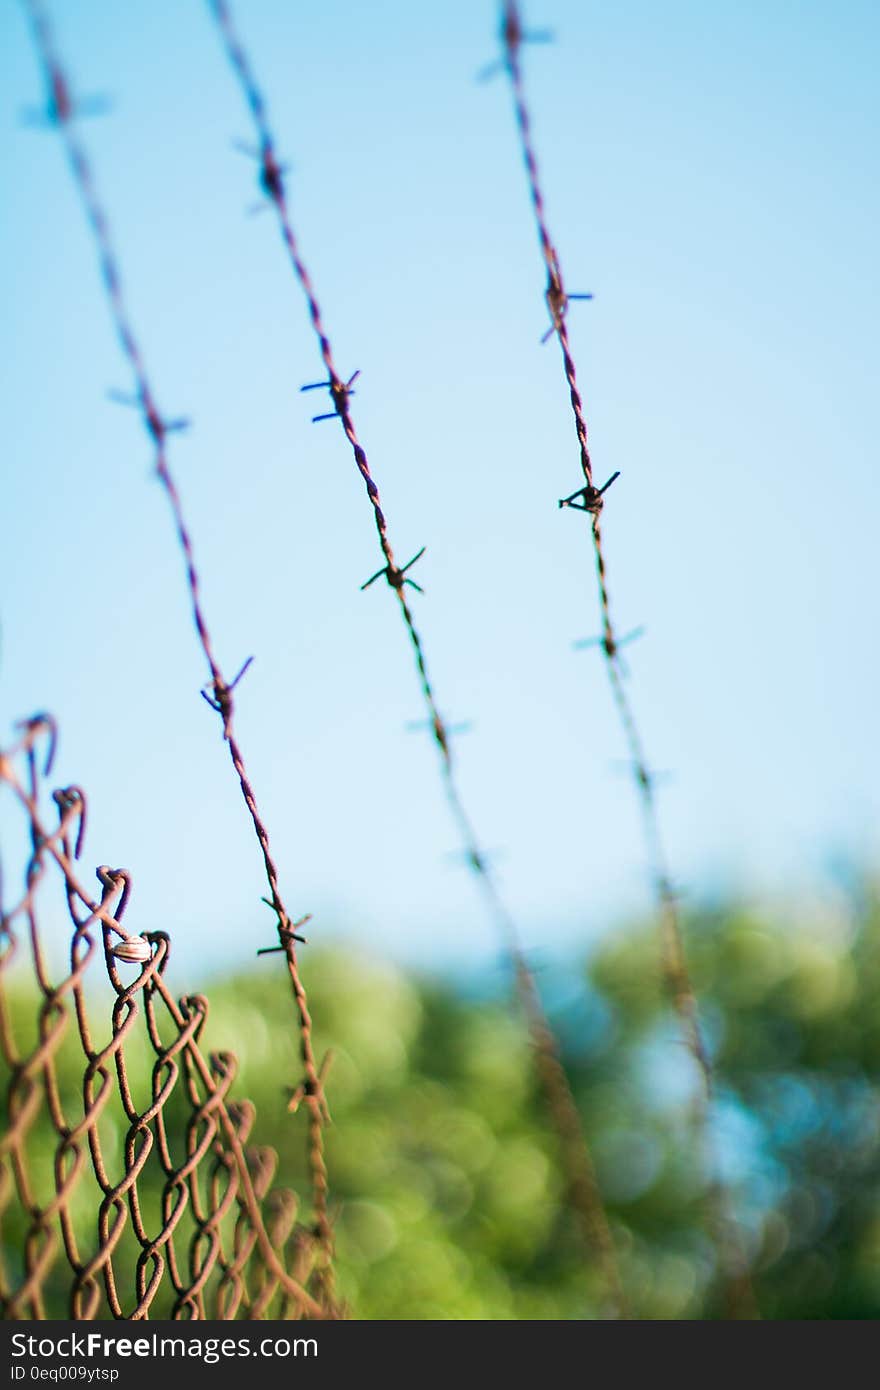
<box><xmin>0</xmin><ymin>717</ymin><xmax>335</xmax><ymax>1320</ymax></box>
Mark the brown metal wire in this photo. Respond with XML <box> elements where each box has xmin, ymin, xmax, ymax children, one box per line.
<box><xmin>19</xmin><ymin>0</ymin><xmax>335</xmax><ymax>1306</ymax></box>
<box><xmin>205</xmin><ymin>0</ymin><xmax>627</xmax><ymax>1319</ymax></box>
<box><xmin>495</xmin><ymin>1</ymin><xmax>758</xmax><ymax>1318</ymax></box>
<box><xmin>0</xmin><ymin>717</ymin><xmax>330</xmax><ymax>1320</ymax></box>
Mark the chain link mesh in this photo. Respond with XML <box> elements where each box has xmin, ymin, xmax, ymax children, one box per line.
<box><xmin>0</xmin><ymin>717</ymin><xmax>334</xmax><ymax>1320</ymax></box>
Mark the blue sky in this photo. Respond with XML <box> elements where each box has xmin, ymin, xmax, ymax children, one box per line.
<box><xmin>1</xmin><ymin>1</ymin><xmax>878</xmax><ymax>984</ymax></box>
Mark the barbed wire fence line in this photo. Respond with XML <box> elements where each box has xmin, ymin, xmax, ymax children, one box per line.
<box><xmin>492</xmin><ymin>1</ymin><xmax>757</xmax><ymax>1318</ymax></box>
<box><xmin>0</xmin><ymin>718</ymin><xmax>328</xmax><ymax>1320</ymax></box>
<box><xmin>5</xmin><ymin>0</ymin><xmax>771</xmax><ymax>1324</ymax></box>
<box><xmin>204</xmin><ymin>0</ymin><xmax>628</xmax><ymax>1319</ymax></box>
<box><xmin>19</xmin><ymin>0</ymin><xmax>337</xmax><ymax>1313</ymax></box>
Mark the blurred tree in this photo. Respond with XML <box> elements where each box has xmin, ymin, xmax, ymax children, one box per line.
<box><xmin>587</xmin><ymin>874</ymin><xmax>880</xmax><ymax>1319</ymax></box>
<box><xmin>3</xmin><ymin>877</ymin><xmax>880</xmax><ymax>1318</ymax></box>
<box><xmin>203</xmin><ymin>875</ymin><xmax>880</xmax><ymax>1318</ymax></box>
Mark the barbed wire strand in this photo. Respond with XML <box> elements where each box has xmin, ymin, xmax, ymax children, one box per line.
<box><xmin>19</xmin><ymin>0</ymin><xmax>336</xmax><ymax>1308</ymax></box>
<box><xmin>496</xmin><ymin>0</ymin><xmax>758</xmax><ymax>1319</ymax></box>
<box><xmin>205</xmin><ymin>0</ymin><xmax>627</xmax><ymax>1319</ymax></box>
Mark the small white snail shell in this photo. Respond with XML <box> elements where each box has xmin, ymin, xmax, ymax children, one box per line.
<box><xmin>111</xmin><ymin>936</ymin><xmax>152</xmax><ymax>963</ymax></box>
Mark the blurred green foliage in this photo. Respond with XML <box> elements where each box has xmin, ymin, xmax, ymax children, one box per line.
<box><xmin>3</xmin><ymin>876</ymin><xmax>880</xmax><ymax>1319</ymax></box>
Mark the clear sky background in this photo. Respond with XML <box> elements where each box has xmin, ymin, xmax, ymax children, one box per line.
<box><xmin>1</xmin><ymin>1</ymin><xmax>877</xmax><ymax>987</ymax></box>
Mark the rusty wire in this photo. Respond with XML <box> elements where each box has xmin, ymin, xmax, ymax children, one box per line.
<box><xmin>19</xmin><ymin>0</ymin><xmax>336</xmax><ymax>1306</ymax></box>
<box><xmin>494</xmin><ymin>1</ymin><xmax>758</xmax><ymax>1317</ymax></box>
<box><xmin>0</xmin><ymin>717</ymin><xmax>330</xmax><ymax>1320</ymax></box>
<box><xmin>205</xmin><ymin>0</ymin><xmax>627</xmax><ymax>1319</ymax></box>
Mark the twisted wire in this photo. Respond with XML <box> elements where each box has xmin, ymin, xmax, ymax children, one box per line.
<box><xmin>497</xmin><ymin>0</ymin><xmax>757</xmax><ymax>1317</ymax></box>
